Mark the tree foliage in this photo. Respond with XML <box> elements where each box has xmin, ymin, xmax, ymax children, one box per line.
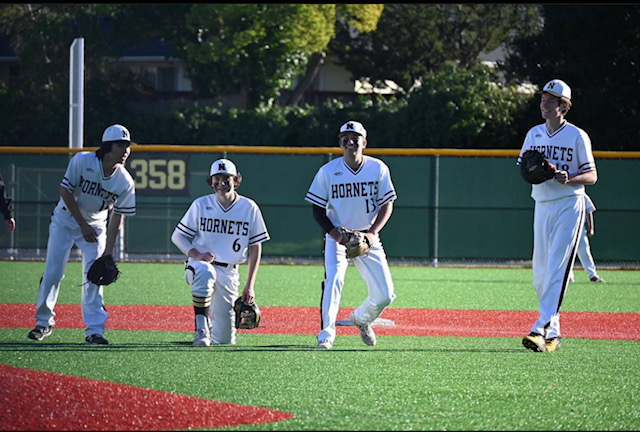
<box><xmin>502</xmin><ymin>4</ymin><xmax>640</xmax><ymax>150</ymax></box>
<box><xmin>0</xmin><ymin>4</ymin><xmax>638</xmax><ymax>150</ymax></box>
<box><xmin>176</xmin><ymin>4</ymin><xmax>336</xmax><ymax>109</ymax></box>
<box><xmin>332</xmin><ymin>4</ymin><xmax>542</xmax><ymax>94</ymax></box>
<box><xmin>394</xmin><ymin>63</ymin><xmax>530</xmax><ymax>148</ymax></box>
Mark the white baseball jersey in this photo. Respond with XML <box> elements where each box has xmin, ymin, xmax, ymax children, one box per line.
<box><xmin>173</xmin><ymin>194</ymin><xmax>269</xmax><ymax>264</ymax></box>
<box><xmin>584</xmin><ymin>194</ymin><xmax>595</xmax><ymax>214</ymax></box>
<box><xmin>34</xmin><ymin>151</ymin><xmax>136</xmax><ymax>338</ymax></box>
<box><xmin>305</xmin><ymin>155</ymin><xmax>397</xmax><ymax>345</ymax></box>
<box><xmin>54</xmin><ymin>151</ymin><xmax>136</xmax><ymax>227</ymax></box>
<box><xmin>518</xmin><ymin>122</ymin><xmax>596</xmax><ymax>203</ymax></box>
<box><xmin>305</xmin><ymin>155</ymin><xmax>397</xmax><ymax>230</ymax></box>
<box><xmin>518</xmin><ymin>121</ymin><xmax>596</xmax><ymax>340</ymax></box>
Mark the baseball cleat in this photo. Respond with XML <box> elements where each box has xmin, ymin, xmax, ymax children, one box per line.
<box><xmin>27</xmin><ymin>326</ymin><xmax>52</xmax><ymax>341</ymax></box>
<box><xmin>350</xmin><ymin>312</ymin><xmax>377</xmax><ymax>346</ymax></box>
<box><xmin>545</xmin><ymin>337</ymin><xmax>562</xmax><ymax>352</ymax></box>
<box><xmin>590</xmin><ymin>276</ymin><xmax>604</xmax><ymax>283</ymax></box>
<box><xmin>316</xmin><ymin>339</ymin><xmax>333</xmax><ymax>350</ymax></box>
<box><xmin>85</xmin><ymin>334</ymin><xmax>109</xmax><ymax>345</ymax></box>
<box><xmin>193</xmin><ymin>328</ymin><xmax>211</xmax><ymax>347</ymax></box>
<box><xmin>522</xmin><ymin>332</ymin><xmax>546</xmax><ymax>352</ymax></box>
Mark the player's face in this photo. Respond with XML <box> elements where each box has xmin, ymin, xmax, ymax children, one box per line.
<box><xmin>109</xmin><ymin>142</ymin><xmax>131</xmax><ymax>165</ymax></box>
<box><xmin>540</xmin><ymin>93</ymin><xmax>565</xmax><ymax>120</ymax></box>
<box><xmin>339</xmin><ymin>132</ymin><xmax>366</xmax><ymax>155</ymax></box>
<box><xmin>212</xmin><ymin>174</ymin><xmax>234</xmax><ymax>194</ymax></box>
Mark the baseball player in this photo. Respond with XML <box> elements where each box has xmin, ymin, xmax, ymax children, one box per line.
<box><xmin>517</xmin><ymin>79</ymin><xmax>597</xmax><ymax>352</ymax></box>
<box><xmin>171</xmin><ymin>158</ymin><xmax>270</xmax><ymax>347</ymax></box>
<box><xmin>27</xmin><ymin>124</ymin><xmax>137</xmax><ymax>345</ymax></box>
<box><xmin>0</xmin><ymin>173</ymin><xmax>16</xmax><ymax>232</ymax></box>
<box><xmin>569</xmin><ymin>194</ymin><xmax>604</xmax><ymax>283</ymax></box>
<box><xmin>305</xmin><ymin>120</ymin><xmax>397</xmax><ymax>350</ymax></box>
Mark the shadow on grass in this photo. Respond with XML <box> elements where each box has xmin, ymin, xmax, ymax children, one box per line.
<box><xmin>0</xmin><ymin>341</ymin><xmax>526</xmax><ymax>354</ymax></box>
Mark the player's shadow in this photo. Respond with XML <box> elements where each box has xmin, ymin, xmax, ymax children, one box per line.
<box><xmin>0</xmin><ymin>341</ymin><xmax>526</xmax><ymax>354</ymax></box>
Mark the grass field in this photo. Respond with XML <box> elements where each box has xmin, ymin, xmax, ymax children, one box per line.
<box><xmin>1</xmin><ymin>261</ymin><xmax>639</xmax><ymax>431</ymax></box>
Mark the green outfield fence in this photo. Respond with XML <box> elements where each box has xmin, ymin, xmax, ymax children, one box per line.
<box><xmin>1</xmin><ymin>145</ymin><xmax>639</xmax><ymax>268</ymax></box>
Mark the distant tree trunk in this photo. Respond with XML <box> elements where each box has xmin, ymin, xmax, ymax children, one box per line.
<box><xmin>287</xmin><ymin>50</ymin><xmax>326</xmax><ymax>106</ymax></box>
<box><xmin>238</xmin><ymin>82</ymin><xmax>250</xmax><ymax>110</ymax></box>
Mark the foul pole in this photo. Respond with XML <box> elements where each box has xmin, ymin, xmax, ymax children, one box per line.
<box><xmin>69</xmin><ymin>38</ymin><xmax>84</xmax><ymax>149</ymax></box>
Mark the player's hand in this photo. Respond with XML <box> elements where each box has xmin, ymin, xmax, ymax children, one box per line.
<box><xmin>329</xmin><ymin>227</ymin><xmax>346</xmax><ymax>245</ymax></box>
<box><xmin>554</xmin><ymin>170</ymin><xmax>570</xmax><ymax>184</ymax></box>
<box><xmin>241</xmin><ymin>286</ymin><xmax>255</xmax><ymax>304</ymax></box>
<box><xmin>198</xmin><ymin>251</ymin><xmax>214</xmax><ymax>263</ymax></box>
<box><xmin>81</xmin><ymin>224</ymin><xmax>98</xmax><ymax>243</ymax></box>
<box><xmin>188</xmin><ymin>248</ymin><xmax>214</xmax><ymax>262</ymax></box>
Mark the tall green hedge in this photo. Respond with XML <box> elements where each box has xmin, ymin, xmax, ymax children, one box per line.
<box><xmin>0</xmin><ymin>64</ymin><xmax>531</xmax><ymax>149</ymax></box>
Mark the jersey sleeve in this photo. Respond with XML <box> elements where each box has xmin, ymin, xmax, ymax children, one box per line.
<box><xmin>377</xmin><ymin>162</ymin><xmax>397</xmax><ymax>206</ymax></box>
<box><xmin>575</xmin><ymin>129</ymin><xmax>597</xmax><ymax>175</ymax></box>
<box><xmin>249</xmin><ymin>201</ymin><xmax>270</xmax><ymax>245</ymax></box>
<box><xmin>305</xmin><ymin>168</ymin><xmax>328</xmax><ymax>208</ymax></box>
<box><xmin>60</xmin><ymin>153</ymin><xmax>82</xmax><ymax>193</ymax></box>
<box><xmin>112</xmin><ymin>180</ymin><xmax>136</xmax><ymax>217</ymax></box>
<box><xmin>174</xmin><ymin>200</ymin><xmax>200</xmax><ymax>238</ymax></box>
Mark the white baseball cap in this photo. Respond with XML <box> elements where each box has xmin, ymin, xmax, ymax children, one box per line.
<box><xmin>541</xmin><ymin>79</ymin><xmax>571</xmax><ymax>100</ymax></box>
<box><xmin>209</xmin><ymin>158</ymin><xmax>237</xmax><ymax>177</ymax></box>
<box><xmin>339</xmin><ymin>120</ymin><xmax>367</xmax><ymax>139</ymax></box>
<box><xmin>102</xmin><ymin>124</ymin><xmax>134</xmax><ymax>143</ymax></box>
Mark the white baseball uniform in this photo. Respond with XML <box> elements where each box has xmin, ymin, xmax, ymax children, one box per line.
<box><xmin>305</xmin><ymin>155</ymin><xmax>397</xmax><ymax>344</ymax></box>
<box><xmin>34</xmin><ymin>151</ymin><xmax>136</xmax><ymax>337</ymax></box>
<box><xmin>518</xmin><ymin>121</ymin><xmax>596</xmax><ymax>339</ymax></box>
<box><xmin>171</xmin><ymin>193</ymin><xmax>269</xmax><ymax>344</ymax></box>
<box><xmin>574</xmin><ymin>194</ymin><xmax>599</xmax><ymax>279</ymax></box>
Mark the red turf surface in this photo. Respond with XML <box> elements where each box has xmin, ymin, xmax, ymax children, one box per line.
<box><xmin>2</xmin><ymin>303</ymin><xmax>639</xmax><ymax>340</ymax></box>
<box><xmin>0</xmin><ymin>364</ymin><xmax>293</xmax><ymax>431</ymax></box>
<box><xmin>2</xmin><ymin>304</ymin><xmax>639</xmax><ymax>431</ymax></box>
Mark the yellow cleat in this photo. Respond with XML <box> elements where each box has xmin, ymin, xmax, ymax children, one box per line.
<box><xmin>522</xmin><ymin>332</ymin><xmax>546</xmax><ymax>352</ymax></box>
<box><xmin>545</xmin><ymin>337</ymin><xmax>562</xmax><ymax>352</ymax></box>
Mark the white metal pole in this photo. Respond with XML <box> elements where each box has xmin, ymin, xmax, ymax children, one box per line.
<box><xmin>69</xmin><ymin>38</ymin><xmax>84</xmax><ymax>149</ymax></box>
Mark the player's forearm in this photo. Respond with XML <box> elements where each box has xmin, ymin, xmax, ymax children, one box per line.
<box><xmin>60</xmin><ymin>187</ymin><xmax>90</xmax><ymax>228</ymax></box>
<box><xmin>171</xmin><ymin>229</ymin><xmax>195</xmax><ymax>257</ymax></box>
<box><xmin>104</xmin><ymin>213</ymin><xmax>124</xmax><ymax>255</ymax></box>
<box><xmin>243</xmin><ymin>243</ymin><xmax>262</xmax><ymax>293</ymax></box>
<box><xmin>368</xmin><ymin>202</ymin><xmax>393</xmax><ymax>235</ymax></box>
<box><xmin>567</xmin><ymin>170</ymin><xmax>597</xmax><ymax>185</ymax></box>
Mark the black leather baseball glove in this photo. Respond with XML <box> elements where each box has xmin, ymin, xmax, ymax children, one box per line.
<box><xmin>519</xmin><ymin>150</ymin><xmax>557</xmax><ymax>184</ymax></box>
<box><xmin>87</xmin><ymin>255</ymin><xmax>121</xmax><ymax>286</ymax></box>
<box><xmin>234</xmin><ymin>298</ymin><xmax>261</xmax><ymax>329</ymax></box>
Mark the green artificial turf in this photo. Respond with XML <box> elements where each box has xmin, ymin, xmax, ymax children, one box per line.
<box><xmin>2</xmin><ymin>261</ymin><xmax>639</xmax><ymax>312</ymax></box>
<box><xmin>1</xmin><ymin>329</ymin><xmax>638</xmax><ymax>431</ymax></box>
<box><xmin>1</xmin><ymin>261</ymin><xmax>639</xmax><ymax>430</ymax></box>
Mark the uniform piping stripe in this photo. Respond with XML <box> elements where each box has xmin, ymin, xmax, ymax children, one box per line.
<box><xmin>342</xmin><ymin>159</ymin><xmax>364</xmax><ymax>175</ymax></box>
<box><xmin>249</xmin><ymin>233</ymin><xmax>270</xmax><ymax>244</ymax></box>
<box><xmin>557</xmin><ymin>202</ymin><xmax>585</xmax><ymax>313</ymax></box>
<box><xmin>305</xmin><ymin>192</ymin><xmax>326</xmax><ymax>207</ymax></box>
<box><xmin>320</xmin><ymin>235</ymin><xmax>328</xmax><ymax>333</ymax></box>
<box><xmin>176</xmin><ymin>223</ymin><xmax>196</xmax><ymax>237</ymax></box>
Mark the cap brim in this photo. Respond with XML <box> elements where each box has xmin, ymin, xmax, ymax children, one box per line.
<box><xmin>103</xmin><ymin>139</ymin><xmax>135</xmax><ymax>145</ymax></box>
<box><xmin>538</xmin><ymin>89</ymin><xmax>567</xmax><ymax>99</ymax></box>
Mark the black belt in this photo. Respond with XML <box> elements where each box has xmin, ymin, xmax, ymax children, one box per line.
<box><xmin>213</xmin><ymin>261</ymin><xmax>236</xmax><ymax>268</ymax></box>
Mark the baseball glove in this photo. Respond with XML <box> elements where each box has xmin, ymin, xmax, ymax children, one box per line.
<box><xmin>234</xmin><ymin>298</ymin><xmax>261</xmax><ymax>329</ymax></box>
<box><xmin>340</xmin><ymin>228</ymin><xmax>372</xmax><ymax>259</ymax></box>
<box><xmin>519</xmin><ymin>150</ymin><xmax>557</xmax><ymax>184</ymax></box>
<box><xmin>87</xmin><ymin>255</ymin><xmax>121</xmax><ymax>286</ymax></box>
